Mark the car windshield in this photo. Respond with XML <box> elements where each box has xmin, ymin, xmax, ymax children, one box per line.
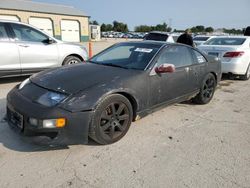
<box><xmin>90</xmin><ymin>42</ymin><xmax>162</xmax><ymax>70</ymax></box>
<box><xmin>204</xmin><ymin>38</ymin><xmax>246</xmax><ymax>45</ymax></box>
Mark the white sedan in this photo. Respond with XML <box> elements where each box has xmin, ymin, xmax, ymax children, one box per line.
<box><xmin>193</xmin><ymin>35</ymin><xmax>215</xmax><ymax>46</ymax></box>
<box><xmin>198</xmin><ymin>36</ymin><xmax>250</xmax><ymax>80</ymax></box>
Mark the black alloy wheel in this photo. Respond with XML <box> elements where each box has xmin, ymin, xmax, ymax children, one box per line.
<box><xmin>193</xmin><ymin>73</ymin><xmax>216</xmax><ymax>104</ymax></box>
<box><xmin>89</xmin><ymin>94</ymin><xmax>133</xmax><ymax>145</ymax></box>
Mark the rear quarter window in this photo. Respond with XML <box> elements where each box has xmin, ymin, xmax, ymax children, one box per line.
<box><xmin>190</xmin><ymin>49</ymin><xmax>207</xmax><ymax>64</ymax></box>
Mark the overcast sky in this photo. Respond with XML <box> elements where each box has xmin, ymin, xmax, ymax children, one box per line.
<box><xmin>34</xmin><ymin>0</ymin><xmax>250</xmax><ymax>30</ymax></box>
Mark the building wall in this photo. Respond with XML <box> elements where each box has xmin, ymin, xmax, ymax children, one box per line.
<box><xmin>0</xmin><ymin>9</ymin><xmax>89</xmax><ymax>42</ymax></box>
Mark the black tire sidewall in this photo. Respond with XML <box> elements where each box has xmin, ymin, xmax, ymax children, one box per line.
<box><xmin>194</xmin><ymin>73</ymin><xmax>216</xmax><ymax>104</ymax></box>
<box><xmin>242</xmin><ymin>63</ymin><xmax>250</xmax><ymax>80</ymax></box>
<box><xmin>63</xmin><ymin>56</ymin><xmax>81</xmax><ymax>65</ymax></box>
<box><xmin>89</xmin><ymin>94</ymin><xmax>133</xmax><ymax>145</ymax></box>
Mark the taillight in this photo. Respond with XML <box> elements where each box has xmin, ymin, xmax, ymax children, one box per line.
<box><xmin>223</xmin><ymin>51</ymin><xmax>244</xmax><ymax>58</ymax></box>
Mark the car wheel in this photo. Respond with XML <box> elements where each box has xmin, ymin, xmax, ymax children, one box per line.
<box><xmin>193</xmin><ymin>73</ymin><xmax>216</xmax><ymax>104</ymax></box>
<box><xmin>62</xmin><ymin>56</ymin><xmax>82</xmax><ymax>65</ymax></box>
<box><xmin>240</xmin><ymin>63</ymin><xmax>250</xmax><ymax>80</ymax></box>
<box><xmin>89</xmin><ymin>94</ymin><xmax>133</xmax><ymax>145</ymax></box>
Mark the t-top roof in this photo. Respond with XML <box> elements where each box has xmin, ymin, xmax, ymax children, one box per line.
<box><xmin>0</xmin><ymin>0</ymin><xmax>88</xmax><ymax>17</ymax></box>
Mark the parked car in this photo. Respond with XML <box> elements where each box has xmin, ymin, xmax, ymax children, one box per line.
<box><xmin>193</xmin><ymin>35</ymin><xmax>215</xmax><ymax>46</ymax></box>
<box><xmin>6</xmin><ymin>41</ymin><xmax>221</xmax><ymax>144</ymax></box>
<box><xmin>0</xmin><ymin>20</ymin><xmax>88</xmax><ymax>78</ymax></box>
<box><xmin>144</xmin><ymin>31</ymin><xmax>175</xmax><ymax>43</ymax></box>
<box><xmin>171</xmin><ymin>33</ymin><xmax>181</xmax><ymax>42</ymax></box>
<box><xmin>198</xmin><ymin>36</ymin><xmax>250</xmax><ymax>80</ymax></box>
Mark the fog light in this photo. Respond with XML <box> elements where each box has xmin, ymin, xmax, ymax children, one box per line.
<box><xmin>43</xmin><ymin>118</ymin><xmax>66</xmax><ymax>128</ymax></box>
<box><xmin>29</xmin><ymin>118</ymin><xmax>38</xmax><ymax>126</ymax></box>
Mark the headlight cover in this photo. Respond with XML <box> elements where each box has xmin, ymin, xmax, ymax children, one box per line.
<box><xmin>19</xmin><ymin>78</ymin><xmax>30</xmax><ymax>90</ymax></box>
<box><xmin>36</xmin><ymin>91</ymin><xmax>67</xmax><ymax>107</ymax></box>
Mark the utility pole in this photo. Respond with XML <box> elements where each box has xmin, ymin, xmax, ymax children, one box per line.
<box><xmin>169</xmin><ymin>18</ymin><xmax>172</xmax><ymax>31</ymax></box>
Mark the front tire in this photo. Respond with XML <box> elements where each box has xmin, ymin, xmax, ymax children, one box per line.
<box><xmin>89</xmin><ymin>94</ymin><xmax>133</xmax><ymax>145</ymax></box>
<box><xmin>62</xmin><ymin>56</ymin><xmax>82</xmax><ymax>65</ymax></box>
<box><xmin>193</xmin><ymin>73</ymin><xmax>216</xmax><ymax>104</ymax></box>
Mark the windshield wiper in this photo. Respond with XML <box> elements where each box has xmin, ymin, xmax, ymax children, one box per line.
<box><xmin>103</xmin><ymin>63</ymin><xmax>128</xmax><ymax>69</ymax></box>
<box><xmin>88</xmin><ymin>60</ymin><xmax>98</xmax><ymax>64</ymax></box>
<box><xmin>88</xmin><ymin>61</ymin><xmax>128</xmax><ymax>69</ymax></box>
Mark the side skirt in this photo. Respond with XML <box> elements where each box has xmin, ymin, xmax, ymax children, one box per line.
<box><xmin>135</xmin><ymin>90</ymin><xmax>200</xmax><ymax>121</ymax></box>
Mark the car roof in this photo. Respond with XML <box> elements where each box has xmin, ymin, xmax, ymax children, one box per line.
<box><xmin>211</xmin><ymin>35</ymin><xmax>249</xmax><ymax>39</ymax></box>
<box><xmin>117</xmin><ymin>40</ymin><xmax>197</xmax><ymax>49</ymax></box>
<box><xmin>0</xmin><ymin>19</ymin><xmax>20</xmax><ymax>23</ymax></box>
<box><xmin>194</xmin><ymin>35</ymin><xmax>212</xmax><ymax>38</ymax></box>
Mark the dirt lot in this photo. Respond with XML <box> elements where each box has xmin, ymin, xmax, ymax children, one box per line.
<box><xmin>0</xmin><ymin>39</ymin><xmax>250</xmax><ymax>188</ymax></box>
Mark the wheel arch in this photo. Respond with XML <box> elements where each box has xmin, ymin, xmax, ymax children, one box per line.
<box><xmin>210</xmin><ymin>71</ymin><xmax>218</xmax><ymax>85</ymax></box>
<box><xmin>115</xmin><ymin>92</ymin><xmax>138</xmax><ymax>121</ymax></box>
<box><xmin>210</xmin><ymin>71</ymin><xmax>217</xmax><ymax>82</ymax></box>
<box><xmin>62</xmin><ymin>54</ymin><xmax>84</xmax><ymax>65</ymax></box>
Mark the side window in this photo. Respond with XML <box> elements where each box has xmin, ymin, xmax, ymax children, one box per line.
<box><xmin>0</xmin><ymin>23</ymin><xmax>9</xmax><ymax>41</ymax></box>
<box><xmin>11</xmin><ymin>23</ymin><xmax>48</xmax><ymax>42</ymax></box>
<box><xmin>156</xmin><ymin>46</ymin><xmax>193</xmax><ymax>68</ymax></box>
<box><xmin>192</xmin><ymin>50</ymin><xmax>207</xmax><ymax>64</ymax></box>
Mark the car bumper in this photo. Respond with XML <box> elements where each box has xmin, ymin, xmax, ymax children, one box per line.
<box><xmin>221</xmin><ymin>58</ymin><xmax>248</xmax><ymax>75</ymax></box>
<box><xmin>6</xmin><ymin>87</ymin><xmax>93</xmax><ymax>143</ymax></box>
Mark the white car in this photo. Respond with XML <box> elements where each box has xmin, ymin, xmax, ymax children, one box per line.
<box><xmin>0</xmin><ymin>20</ymin><xmax>88</xmax><ymax>78</ymax></box>
<box><xmin>198</xmin><ymin>36</ymin><xmax>250</xmax><ymax>80</ymax></box>
<box><xmin>193</xmin><ymin>35</ymin><xmax>215</xmax><ymax>46</ymax></box>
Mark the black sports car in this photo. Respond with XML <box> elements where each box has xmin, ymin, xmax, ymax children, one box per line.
<box><xmin>6</xmin><ymin>41</ymin><xmax>221</xmax><ymax>144</ymax></box>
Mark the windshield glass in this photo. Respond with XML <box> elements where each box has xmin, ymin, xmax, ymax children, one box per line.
<box><xmin>193</xmin><ymin>37</ymin><xmax>210</xmax><ymax>41</ymax></box>
<box><xmin>90</xmin><ymin>42</ymin><xmax>163</xmax><ymax>70</ymax></box>
<box><xmin>144</xmin><ymin>33</ymin><xmax>169</xmax><ymax>41</ymax></box>
<box><xmin>204</xmin><ymin>38</ymin><xmax>246</xmax><ymax>45</ymax></box>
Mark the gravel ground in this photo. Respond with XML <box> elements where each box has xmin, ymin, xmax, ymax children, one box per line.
<box><xmin>0</xmin><ymin>39</ymin><xmax>250</xmax><ymax>188</ymax></box>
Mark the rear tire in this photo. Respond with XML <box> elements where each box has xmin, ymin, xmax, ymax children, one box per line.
<box><xmin>62</xmin><ymin>56</ymin><xmax>82</xmax><ymax>65</ymax></box>
<box><xmin>240</xmin><ymin>63</ymin><xmax>250</xmax><ymax>80</ymax></box>
<box><xmin>89</xmin><ymin>94</ymin><xmax>133</xmax><ymax>145</ymax></box>
<box><xmin>193</xmin><ymin>73</ymin><xmax>216</xmax><ymax>104</ymax></box>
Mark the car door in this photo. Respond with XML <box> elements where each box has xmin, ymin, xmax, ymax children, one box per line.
<box><xmin>189</xmin><ymin>49</ymin><xmax>208</xmax><ymax>89</ymax></box>
<box><xmin>0</xmin><ymin>22</ymin><xmax>20</xmax><ymax>77</ymax></box>
<box><xmin>10</xmin><ymin>23</ymin><xmax>59</xmax><ymax>75</ymax></box>
<box><xmin>149</xmin><ymin>45</ymin><xmax>197</xmax><ymax>107</ymax></box>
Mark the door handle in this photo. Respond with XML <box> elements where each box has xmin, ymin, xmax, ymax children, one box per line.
<box><xmin>19</xmin><ymin>44</ymin><xmax>29</xmax><ymax>48</ymax></box>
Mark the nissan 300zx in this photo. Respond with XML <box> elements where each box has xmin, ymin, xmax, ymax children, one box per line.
<box><xmin>6</xmin><ymin>41</ymin><xmax>221</xmax><ymax>144</ymax></box>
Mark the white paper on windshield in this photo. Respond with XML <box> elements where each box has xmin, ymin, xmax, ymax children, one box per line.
<box><xmin>134</xmin><ymin>48</ymin><xmax>153</xmax><ymax>53</ymax></box>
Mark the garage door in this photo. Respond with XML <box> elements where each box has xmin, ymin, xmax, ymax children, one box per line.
<box><xmin>29</xmin><ymin>17</ymin><xmax>53</xmax><ymax>36</ymax></box>
<box><xmin>0</xmin><ymin>15</ymin><xmax>19</xmax><ymax>21</ymax></box>
<box><xmin>61</xmin><ymin>20</ymin><xmax>80</xmax><ymax>42</ymax></box>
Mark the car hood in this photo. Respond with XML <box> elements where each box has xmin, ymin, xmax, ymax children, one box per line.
<box><xmin>30</xmin><ymin>63</ymin><xmax>140</xmax><ymax>94</ymax></box>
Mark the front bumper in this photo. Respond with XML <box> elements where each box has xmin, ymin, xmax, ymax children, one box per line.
<box><xmin>6</xmin><ymin>86</ymin><xmax>93</xmax><ymax>143</ymax></box>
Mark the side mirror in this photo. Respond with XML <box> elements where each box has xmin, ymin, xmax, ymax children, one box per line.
<box><xmin>43</xmin><ymin>38</ymin><xmax>54</xmax><ymax>44</ymax></box>
<box><xmin>155</xmin><ymin>64</ymin><xmax>175</xmax><ymax>74</ymax></box>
